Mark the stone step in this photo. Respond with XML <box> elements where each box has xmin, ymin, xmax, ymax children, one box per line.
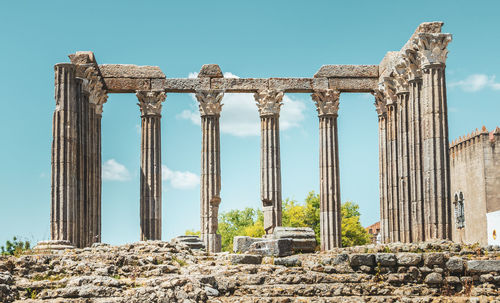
<box><xmin>209</xmin><ymin>296</ymin><xmax>498</xmax><ymax>303</ymax></box>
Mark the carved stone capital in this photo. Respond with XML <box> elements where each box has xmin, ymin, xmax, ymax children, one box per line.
<box><xmin>415</xmin><ymin>33</ymin><xmax>452</xmax><ymax>68</ymax></box>
<box><xmin>254</xmin><ymin>90</ymin><xmax>284</xmax><ymax>116</ymax></box>
<box><xmin>136</xmin><ymin>90</ymin><xmax>166</xmax><ymax>116</ymax></box>
<box><xmin>381</xmin><ymin>77</ymin><xmax>397</xmax><ymax>106</ymax></box>
<box><xmin>195</xmin><ymin>90</ymin><xmax>224</xmax><ymax>116</ymax></box>
<box><xmin>311</xmin><ymin>89</ymin><xmax>340</xmax><ymax>116</ymax></box>
<box><xmin>393</xmin><ymin>59</ymin><xmax>409</xmax><ymax>94</ymax></box>
<box><xmin>84</xmin><ymin>67</ymin><xmax>108</xmax><ymax>114</ymax></box>
<box><xmin>372</xmin><ymin>89</ymin><xmax>386</xmax><ymax>117</ymax></box>
<box><xmin>402</xmin><ymin>49</ymin><xmax>422</xmax><ymax>81</ymax></box>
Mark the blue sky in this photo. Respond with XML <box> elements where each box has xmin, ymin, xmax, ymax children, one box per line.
<box><xmin>0</xmin><ymin>0</ymin><xmax>498</xmax><ymax>246</ymax></box>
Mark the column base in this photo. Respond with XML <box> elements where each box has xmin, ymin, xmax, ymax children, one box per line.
<box><xmin>203</xmin><ymin>233</ymin><xmax>221</xmax><ymax>253</ymax></box>
<box><xmin>33</xmin><ymin>240</ymin><xmax>75</xmax><ymax>252</ymax></box>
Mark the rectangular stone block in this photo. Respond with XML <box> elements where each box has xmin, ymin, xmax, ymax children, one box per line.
<box><xmin>99</xmin><ymin>64</ymin><xmax>165</xmax><ymax>79</ymax></box>
<box><xmin>211</xmin><ymin>78</ymin><xmax>268</xmax><ymax>92</ymax></box>
<box><xmin>248</xmin><ymin>239</ymin><xmax>293</xmax><ymax>257</ymax></box>
<box><xmin>233</xmin><ymin>236</ymin><xmax>263</xmax><ymax>253</ymax></box>
<box><xmin>268</xmin><ymin>78</ymin><xmax>312</xmax><ymax>92</ymax></box>
<box><xmin>163</xmin><ymin>78</ymin><xmax>209</xmax><ymax>92</ymax></box>
<box><xmin>103</xmin><ymin>78</ymin><xmax>151</xmax><ymax>93</ymax></box>
<box><xmin>314</xmin><ymin>65</ymin><xmax>379</xmax><ymax>78</ymax></box>
<box><xmin>467</xmin><ymin>260</ymin><xmax>500</xmax><ymax>274</ymax></box>
<box><xmin>328</xmin><ymin>78</ymin><xmax>378</xmax><ymax>92</ymax></box>
<box><xmin>273</xmin><ymin>227</ymin><xmax>317</xmax><ymax>253</ymax></box>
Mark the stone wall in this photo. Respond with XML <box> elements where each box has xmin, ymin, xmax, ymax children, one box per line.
<box><xmin>450</xmin><ymin>126</ymin><xmax>500</xmax><ymax>245</ymax></box>
<box><xmin>1</xmin><ymin>241</ymin><xmax>500</xmax><ymax>302</ymax></box>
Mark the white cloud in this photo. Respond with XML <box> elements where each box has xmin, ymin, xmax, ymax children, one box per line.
<box><xmin>179</xmin><ymin>72</ymin><xmax>307</xmax><ymax>137</ymax></box>
<box><xmin>102</xmin><ymin>159</ymin><xmax>131</xmax><ymax>181</ymax></box>
<box><xmin>162</xmin><ymin>165</ymin><xmax>199</xmax><ymax>189</ymax></box>
<box><xmin>450</xmin><ymin>74</ymin><xmax>500</xmax><ymax>92</ymax></box>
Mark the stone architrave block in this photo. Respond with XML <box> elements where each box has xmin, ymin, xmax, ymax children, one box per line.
<box><xmin>268</xmin><ymin>78</ymin><xmax>312</xmax><ymax>92</ymax></box>
<box><xmin>99</xmin><ymin>64</ymin><xmax>165</xmax><ymax>79</ymax></box>
<box><xmin>272</xmin><ymin>227</ymin><xmax>317</xmax><ymax>253</ymax></box>
<box><xmin>163</xmin><ymin>78</ymin><xmax>210</xmax><ymax>92</ymax></box>
<box><xmin>328</xmin><ymin>78</ymin><xmax>378</xmax><ymax>92</ymax></box>
<box><xmin>171</xmin><ymin>236</ymin><xmax>205</xmax><ymax>250</ymax></box>
<box><xmin>233</xmin><ymin>236</ymin><xmax>263</xmax><ymax>253</ymax></box>
<box><xmin>314</xmin><ymin>65</ymin><xmax>379</xmax><ymax>78</ymax></box>
<box><xmin>103</xmin><ymin>78</ymin><xmax>151</xmax><ymax>93</ymax></box>
<box><xmin>210</xmin><ymin>78</ymin><xmax>268</xmax><ymax>92</ymax></box>
<box><xmin>247</xmin><ymin>239</ymin><xmax>293</xmax><ymax>257</ymax></box>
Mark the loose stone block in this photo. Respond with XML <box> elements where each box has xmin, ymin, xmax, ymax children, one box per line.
<box><xmin>229</xmin><ymin>254</ymin><xmax>263</xmax><ymax>265</ymax></box>
<box><xmin>446</xmin><ymin>257</ymin><xmax>464</xmax><ymax>274</ymax></box>
<box><xmin>272</xmin><ymin>227</ymin><xmax>317</xmax><ymax>253</ymax></box>
<box><xmin>350</xmin><ymin>254</ymin><xmax>376</xmax><ymax>267</ymax></box>
<box><xmin>247</xmin><ymin>239</ymin><xmax>293</xmax><ymax>257</ymax></box>
<box><xmin>274</xmin><ymin>256</ymin><xmax>302</xmax><ymax>267</ymax></box>
<box><xmin>467</xmin><ymin>260</ymin><xmax>500</xmax><ymax>274</ymax></box>
<box><xmin>423</xmin><ymin>253</ymin><xmax>446</xmax><ymax>267</ymax></box>
<box><xmin>199</xmin><ymin>64</ymin><xmax>223</xmax><ymax>78</ymax></box>
<box><xmin>314</xmin><ymin>65</ymin><xmax>379</xmax><ymax>78</ymax></box>
<box><xmin>233</xmin><ymin>236</ymin><xmax>262</xmax><ymax>253</ymax></box>
<box><xmin>376</xmin><ymin>253</ymin><xmax>397</xmax><ymax>267</ymax></box>
<box><xmin>397</xmin><ymin>253</ymin><xmax>422</xmax><ymax>266</ymax></box>
<box><xmin>171</xmin><ymin>236</ymin><xmax>205</xmax><ymax>250</ymax></box>
<box><xmin>99</xmin><ymin>64</ymin><xmax>165</xmax><ymax>79</ymax></box>
<box><xmin>33</xmin><ymin>240</ymin><xmax>75</xmax><ymax>251</ymax></box>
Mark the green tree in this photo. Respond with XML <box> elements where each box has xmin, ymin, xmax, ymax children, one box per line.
<box><xmin>341</xmin><ymin>201</ymin><xmax>372</xmax><ymax>247</ymax></box>
<box><xmin>218</xmin><ymin>207</ymin><xmax>263</xmax><ymax>251</ymax></box>
<box><xmin>1</xmin><ymin>236</ymin><xmax>31</xmax><ymax>256</ymax></box>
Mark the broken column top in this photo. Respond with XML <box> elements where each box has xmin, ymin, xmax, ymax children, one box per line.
<box><xmin>198</xmin><ymin>64</ymin><xmax>223</xmax><ymax>78</ymax></box>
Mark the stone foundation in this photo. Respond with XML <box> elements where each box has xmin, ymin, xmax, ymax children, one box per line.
<box><xmin>1</xmin><ymin>241</ymin><xmax>499</xmax><ymax>302</ymax></box>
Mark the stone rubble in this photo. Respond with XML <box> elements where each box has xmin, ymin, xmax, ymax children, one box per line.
<box><xmin>0</xmin><ymin>240</ymin><xmax>499</xmax><ymax>302</ymax></box>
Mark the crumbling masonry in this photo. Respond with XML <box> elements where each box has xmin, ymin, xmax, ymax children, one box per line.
<box><xmin>49</xmin><ymin>21</ymin><xmax>453</xmax><ymax>251</ymax></box>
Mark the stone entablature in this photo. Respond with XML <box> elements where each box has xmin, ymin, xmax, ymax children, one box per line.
<box><xmin>47</xmin><ymin>21</ymin><xmax>454</xmax><ymax>252</ymax></box>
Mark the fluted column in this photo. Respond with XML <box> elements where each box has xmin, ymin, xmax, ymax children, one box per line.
<box><xmin>394</xmin><ymin>63</ymin><xmax>411</xmax><ymax>242</ymax></box>
<box><xmin>373</xmin><ymin>90</ymin><xmax>389</xmax><ymax>243</ymax></box>
<box><xmin>312</xmin><ymin>90</ymin><xmax>342</xmax><ymax>250</ymax></box>
<box><xmin>137</xmin><ymin>90</ymin><xmax>166</xmax><ymax>241</ymax></box>
<box><xmin>255</xmin><ymin>90</ymin><xmax>284</xmax><ymax>235</ymax></box>
<box><xmin>403</xmin><ymin>49</ymin><xmax>424</xmax><ymax>242</ymax></box>
<box><xmin>51</xmin><ymin>63</ymin><xmax>78</xmax><ymax>244</ymax></box>
<box><xmin>416</xmin><ymin>33</ymin><xmax>452</xmax><ymax>240</ymax></box>
<box><xmin>196</xmin><ymin>90</ymin><xmax>224</xmax><ymax>252</ymax></box>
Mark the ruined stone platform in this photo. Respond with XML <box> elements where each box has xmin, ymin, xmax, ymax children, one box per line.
<box><xmin>1</xmin><ymin>240</ymin><xmax>499</xmax><ymax>302</ymax></box>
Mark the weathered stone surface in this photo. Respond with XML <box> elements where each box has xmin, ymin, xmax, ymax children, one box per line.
<box><xmin>397</xmin><ymin>253</ymin><xmax>422</xmax><ymax>266</ymax></box>
<box><xmin>247</xmin><ymin>239</ymin><xmax>293</xmax><ymax>257</ymax></box>
<box><xmin>99</xmin><ymin>64</ymin><xmax>165</xmax><ymax>79</ymax></box>
<box><xmin>467</xmin><ymin>260</ymin><xmax>500</xmax><ymax>274</ymax></box>
<box><xmin>233</xmin><ymin>236</ymin><xmax>262</xmax><ymax>253</ymax></box>
<box><xmin>171</xmin><ymin>236</ymin><xmax>205</xmax><ymax>250</ymax></box>
<box><xmin>328</xmin><ymin>77</ymin><xmax>378</xmax><ymax>92</ymax></box>
<box><xmin>199</xmin><ymin>64</ymin><xmax>223</xmax><ymax>78</ymax></box>
<box><xmin>162</xmin><ymin>78</ymin><xmax>210</xmax><ymax>92</ymax></box>
<box><xmin>211</xmin><ymin>78</ymin><xmax>268</xmax><ymax>91</ymax></box>
<box><xmin>268</xmin><ymin>78</ymin><xmax>312</xmax><ymax>92</ymax></box>
<box><xmin>229</xmin><ymin>254</ymin><xmax>263</xmax><ymax>265</ymax></box>
<box><xmin>273</xmin><ymin>227</ymin><xmax>317</xmax><ymax>253</ymax></box>
<box><xmin>103</xmin><ymin>77</ymin><xmax>150</xmax><ymax>93</ymax></box>
<box><xmin>424</xmin><ymin>253</ymin><xmax>446</xmax><ymax>267</ymax></box>
<box><xmin>314</xmin><ymin>65</ymin><xmax>378</xmax><ymax>78</ymax></box>
<box><xmin>376</xmin><ymin>253</ymin><xmax>397</xmax><ymax>267</ymax></box>
<box><xmin>446</xmin><ymin>257</ymin><xmax>464</xmax><ymax>273</ymax></box>
<box><xmin>34</xmin><ymin>240</ymin><xmax>75</xmax><ymax>251</ymax></box>
<box><xmin>350</xmin><ymin>254</ymin><xmax>376</xmax><ymax>267</ymax></box>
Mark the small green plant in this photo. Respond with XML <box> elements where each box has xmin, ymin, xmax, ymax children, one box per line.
<box><xmin>25</xmin><ymin>288</ymin><xmax>37</xmax><ymax>299</ymax></box>
<box><xmin>112</xmin><ymin>274</ymin><xmax>121</xmax><ymax>280</ymax></box>
<box><xmin>172</xmin><ymin>256</ymin><xmax>187</xmax><ymax>267</ymax></box>
<box><xmin>1</xmin><ymin>236</ymin><xmax>31</xmax><ymax>257</ymax></box>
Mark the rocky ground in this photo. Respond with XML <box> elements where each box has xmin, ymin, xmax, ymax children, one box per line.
<box><xmin>1</xmin><ymin>240</ymin><xmax>500</xmax><ymax>302</ymax></box>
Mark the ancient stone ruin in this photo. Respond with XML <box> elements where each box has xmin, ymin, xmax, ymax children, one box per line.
<box><xmin>47</xmin><ymin>21</ymin><xmax>453</xmax><ymax>252</ymax></box>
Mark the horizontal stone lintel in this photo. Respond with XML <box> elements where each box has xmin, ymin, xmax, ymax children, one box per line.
<box><xmin>99</xmin><ymin>64</ymin><xmax>165</xmax><ymax>79</ymax></box>
<box><xmin>105</xmin><ymin>77</ymin><xmax>377</xmax><ymax>93</ymax></box>
<box><xmin>314</xmin><ymin>65</ymin><xmax>379</xmax><ymax>78</ymax></box>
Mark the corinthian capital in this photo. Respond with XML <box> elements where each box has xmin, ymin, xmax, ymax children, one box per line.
<box><xmin>311</xmin><ymin>89</ymin><xmax>340</xmax><ymax>116</ymax></box>
<box><xmin>254</xmin><ymin>90</ymin><xmax>284</xmax><ymax>116</ymax></box>
<box><xmin>372</xmin><ymin>89</ymin><xmax>387</xmax><ymax>116</ymax></box>
<box><xmin>402</xmin><ymin>49</ymin><xmax>422</xmax><ymax>81</ymax></box>
<box><xmin>85</xmin><ymin>67</ymin><xmax>108</xmax><ymax>112</ymax></box>
<box><xmin>381</xmin><ymin>77</ymin><xmax>397</xmax><ymax>106</ymax></box>
<box><xmin>393</xmin><ymin>59</ymin><xmax>409</xmax><ymax>94</ymax></box>
<box><xmin>195</xmin><ymin>90</ymin><xmax>224</xmax><ymax>116</ymax></box>
<box><xmin>136</xmin><ymin>90</ymin><xmax>166</xmax><ymax>116</ymax></box>
<box><xmin>415</xmin><ymin>33</ymin><xmax>452</xmax><ymax>68</ymax></box>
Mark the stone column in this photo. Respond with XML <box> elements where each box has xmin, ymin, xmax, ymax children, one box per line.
<box><xmin>196</xmin><ymin>90</ymin><xmax>224</xmax><ymax>252</ymax></box>
<box><xmin>416</xmin><ymin>33</ymin><xmax>452</xmax><ymax>240</ymax></box>
<box><xmin>373</xmin><ymin>90</ymin><xmax>389</xmax><ymax>243</ymax></box>
<box><xmin>383</xmin><ymin>77</ymin><xmax>399</xmax><ymax>242</ymax></box>
<box><xmin>403</xmin><ymin>49</ymin><xmax>424</xmax><ymax>242</ymax></box>
<box><xmin>137</xmin><ymin>90</ymin><xmax>166</xmax><ymax>241</ymax></box>
<box><xmin>51</xmin><ymin>63</ymin><xmax>78</xmax><ymax>244</ymax></box>
<box><xmin>311</xmin><ymin>90</ymin><xmax>341</xmax><ymax>250</ymax></box>
<box><xmin>254</xmin><ymin>90</ymin><xmax>284</xmax><ymax>235</ymax></box>
<box><xmin>394</xmin><ymin>62</ymin><xmax>411</xmax><ymax>242</ymax></box>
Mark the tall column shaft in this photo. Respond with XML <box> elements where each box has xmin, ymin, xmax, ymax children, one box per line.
<box><xmin>397</xmin><ymin>92</ymin><xmax>411</xmax><ymax>242</ymax></box>
<box><xmin>255</xmin><ymin>90</ymin><xmax>283</xmax><ymax>235</ymax></box>
<box><xmin>51</xmin><ymin>63</ymin><xmax>78</xmax><ymax>243</ymax></box>
<box><xmin>196</xmin><ymin>91</ymin><xmax>223</xmax><ymax>252</ymax></box>
<box><xmin>137</xmin><ymin>91</ymin><xmax>166</xmax><ymax>241</ymax></box>
<box><xmin>387</xmin><ymin>103</ymin><xmax>399</xmax><ymax>242</ymax></box>
<box><xmin>374</xmin><ymin>90</ymin><xmax>389</xmax><ymax>243</ymax></box>
<box><xmin>312</xmin><ymin>90</ymin><xmax>341</xmax><ymax>250</ymax></box>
